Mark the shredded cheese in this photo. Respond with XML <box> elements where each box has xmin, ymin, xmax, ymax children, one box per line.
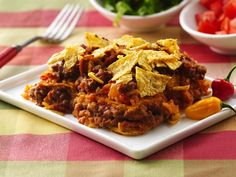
<box><xmin>88</xmin><ymin>72</ymin><xmax>104</xmax><ymax>84</ymax></box>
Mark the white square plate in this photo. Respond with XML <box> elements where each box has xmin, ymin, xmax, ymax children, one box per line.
<box><xmin>0</xmin><ymin>65</ymin><xmax>236</xmax><ymax>159</ymax></box>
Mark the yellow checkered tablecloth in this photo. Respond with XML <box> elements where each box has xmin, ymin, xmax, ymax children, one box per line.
<box><xmin>0</xmin><ymin>0</ymin><xmax>236</xmax><ymax>176</ymax></box>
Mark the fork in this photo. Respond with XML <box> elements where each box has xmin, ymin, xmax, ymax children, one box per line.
<box><xmin>0</xmin><ymin>4</ymin><xmax>83</xmax><ymax>68</ymax></box>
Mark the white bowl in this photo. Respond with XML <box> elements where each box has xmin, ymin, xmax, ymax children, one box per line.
<box><xmin>180</xmin><ymin>0</ymin><xmax>236</xmax><ymax>55</ymax></box>
<box><xmin>89</xmin><ymin>0</ymin><xmax>190</xmax><ymax>32</ymax></box>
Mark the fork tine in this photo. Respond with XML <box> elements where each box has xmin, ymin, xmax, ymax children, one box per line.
<box><xmin>43</xmin><ymin>4</ymin><xmax>70</xmax><ymax>37</ymax></box>
<box><xmin>58</xmin><ymin>6</ymin><xmax>84</xmax><ymax>41</ymax></box>
<box><xmin>52</xmin><ymin>4</ymin><xmax>82</xmax><ymax>41</ymax></box>
<box><xmin>54</xmin><ymin>5</ymin><xmax>83</xmax><ymax>41</ymax></box>
<box><xmin>44</xmin><ymin>4</ymin><xmax>75</xmax><ymax>38</ymax></box>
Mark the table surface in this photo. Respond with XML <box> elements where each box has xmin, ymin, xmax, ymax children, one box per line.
<box><xmin>0</xmin><ymin>0</ymin><xmax>236</xmax><ymax>177</ymax></box>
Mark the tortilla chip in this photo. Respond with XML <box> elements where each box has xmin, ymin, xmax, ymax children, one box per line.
<box><xmin>130</xmin><ymin>42</ymin><xmax>151</xmax><ymax>50</ymax></box>
<box><xmin>114</xmin><ymin>35</ymin><xmax>148</xmax><ymax>49</ymax></box>
<box><xmin>116</xmin><ymin>73</ymin><xmax>133</xmax><ymax>84</ymax></box>
<box><xmin>48</xmin><ymin>45</ymin><xmax>85</xmax><ymax>69</ymax></box>
<box><xmin>92</xmin><ymin>43</ymin><xmax>119</xmax><ymax>59</ymax></box>
<box><xmin>144</xmin><ymin>50</ymin><xmax>172</xmax><ymax>61</ymax></box>
<box><xmin>164</xmin><ymin>59</ymin><xmax>182</xmax><ymax>70</ymax></box>
<box><xmin>152</xmin><ymin>61</ymin><xmax>167</xmax><ymax>68</ymax></box>
<box><xmin>85</xmin><ymin>32</ymin><xmax>110</xmax><ymax>48</ymax></box>
<box><xmin>108</xmin><ymin>51</ymin><xmax>139</xmax><ymax>81</ymax></box>
<box><xmin>156</xmin><ymin>38</ymin><xmax>180</xmax><ymax>56</ymax></box>
<box><xmin>140</xmin><ymin>50</ymin><xmax>182</xmax><ymax>70</ymax></box>
<box><xmin>47</xmin><ymin>49</ymin><xmax>66</xmax><ymax>65</ymax></box>
<box><xmin>135</xmin><ymin>67</ymin><xmax>171</xmax><ymax>97</ymax></box>
<box><xmin>137</xmin><ymin>51</ymin><xmax>153</xmax><ymax>71</ymax></box>
<box><xmin>64</xmin><ymin>55</ymin><xmax>79</xmax><ymax>69</ymax></box>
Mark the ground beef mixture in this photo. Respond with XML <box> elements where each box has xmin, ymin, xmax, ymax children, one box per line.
<box><xmin>23</xmin><ymin>38</ymin><xmax>210</xmax><ymax>136</ymax></box>
<box><xmin>72</xmin><ymin>88</ymin><xmax>179</xmax><ymax>135</ymax></box>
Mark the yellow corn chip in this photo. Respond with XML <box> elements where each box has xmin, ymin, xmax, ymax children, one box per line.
<box><xmin>140</xmin><ymin>50</ymin><xmax>181</xmax><ymax>70</ymax></box>
<box><xmin>130</xmin><ymin>42</ymin><xmax>151</xmax><ymax>50</ymax></box>
<box><xmin>156</xmin><ymin>38</ymin><xmax>180</xmax><ymax>56</ymax></box>
<box><xmin>116</xmin><ymin>73</ymin><xmax>133</xmax><ymax>84</ymax></box>
<box><xmin>64</xmin><ymin>55</ymin><xmax>83</xmax><ymax>69</ymax></box>
<box><xmin>47</xmin><ymin>49</ymin><xmax>66</xmax><ymax>65</ymax></box>
<box><xmin>85</xmin><ymin>32</ymin><xmax>110</xmax><ymax>48</ymax></box>
<box><xmin>145</xmin><ymin>50</ymin><xmax>172</xmax><ymax>61</ymax></box>
<box><xmin>92</xmin><ymin>43</ymin><xmax>119</xmax><ymax>59</ymax></box>
<box><xmin>137</xmin><ymin>51</ymin><xmax>152</xmax><ymax>71</ymax></box>
<box><xmin>135</xmin><ymin>67</ymin><xmax>171</xmax><ymax>97</ymax></box>
<box><xmin>164</xmin><ymin>59</ymin><xmax>182</xmax><ymax>70</ymax></box>
<box><xmin>48</xmin><ymin>44</ymin><xmax>85</xmax><ymax>69</ymax></box>
<box><xmin>108</xmin><ymin>51</ymin><xmax>139</xmax><ymax>81</ymax></box>
<box><xmin>64</xmin><ymin>45</ymin><xmax>85</xmax><ymax>69</ymax></box>
<box><xmin>152</xmin><ymin>61</ymin><xmax>167</xmax><ymax>68</ymax></box>
<box><xmin>114</xmin><ymin>35</ymin><xmax>148</xmax><ymax>49</ymax></box>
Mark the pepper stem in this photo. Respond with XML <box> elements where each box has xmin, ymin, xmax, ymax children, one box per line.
<box><xmin>225</xmin><ymin>65</ymin><xmax>236</xmax><ymax>81</ymax></box>
<box><xmin>221</xmin><ymin>102</ymin><xmax>236</xmax><ymax>114</ymax></box>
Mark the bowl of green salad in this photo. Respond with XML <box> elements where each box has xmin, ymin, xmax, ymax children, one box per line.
<box><xmin>89</xmin><ymin>0</ymin><xmax>189</xmax><ymax>32</ymax></box>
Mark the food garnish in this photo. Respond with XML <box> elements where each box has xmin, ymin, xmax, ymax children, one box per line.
<box><xmin>185</xmin><ymin>96</ymin><xmax>236</xmax><ymax>120</ymax></box>
<box><xmin>212</xmin><ymin>65</ymin><xmax>236</xmax><ymax>101</ymax></box>
<box><xmin>23</xmin><ymin>32</ymin><xmax>211</xmax><ymax>135</ymax></box>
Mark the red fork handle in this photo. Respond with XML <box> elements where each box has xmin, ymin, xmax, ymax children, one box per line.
<box><xmin>0</xmin><ymin>46</ymin><xmax>22</xmax><ymax>68</ymax></box>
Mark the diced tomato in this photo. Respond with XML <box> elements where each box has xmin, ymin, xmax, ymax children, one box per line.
<box><xmin>196</xmin><ymin>10</ymin><xmax>216</xmax><ymax>24</ymax></box>
<box><xmin>196</xmin><ymin>0</ymin><xmax>236</xmax><ymax>34</ymax></box>
<box><xmin>229</xmin><ymin>17</ymin><xmax>236</xmax><ymax>33</ymax></box>
<box><xmin>198</xmin><ymin>20</ymin><xmax>217</xmax><ymax>33</ymax></box>
<box><xmin>224</xmin><ymin>0</ymin><xmax>236</xmax><ymax>19</ymax></box>
<box><xmin>218</xmin><ymin>13</ymin><xmax>226</xmax><ymax>22</ymax></box>
<box><xmin>196</xmin><ymin>10</ymin><xmax>217</xmax><ymax>34</ymax></box>
<box><xmin>195</xmin><ymin>13</ymin><xmax>202</xmax><ymax>24</ymax></box>
<box><xmin>220</xmin><ymin>16</ymin><xmax>230</xmax><ymax>32</ymax></box>
<box><xmin>200</xmin><ymin>0</ymin><xmax>217</xmax><ymax>8</ymax></box>
<box><xmin>210</xmin><ymin>0</ymin><xmax>223</xmax><ymax>16</ymax></box>
<box><xmin>216</xmin><ymin>13</ymin><xmax>225</xmax><ymax>27</ymax></box>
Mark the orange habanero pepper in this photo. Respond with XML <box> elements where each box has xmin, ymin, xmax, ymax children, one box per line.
<box><xmin>185</xmin><ymin>96</ymin><xmax>236</xmax><ymax>120</ymax></box>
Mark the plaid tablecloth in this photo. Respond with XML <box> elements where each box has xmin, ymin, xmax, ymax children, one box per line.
<box><xmin>0</xmin><ymin>0</ymin><xmax>236</xmax><ymax>176</ymax></box>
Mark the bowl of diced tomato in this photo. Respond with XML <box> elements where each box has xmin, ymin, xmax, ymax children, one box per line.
<box><xmin>180</xmin><ymin>0</ymin><xmax>236</xmax><ymax>55</ymax></box>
